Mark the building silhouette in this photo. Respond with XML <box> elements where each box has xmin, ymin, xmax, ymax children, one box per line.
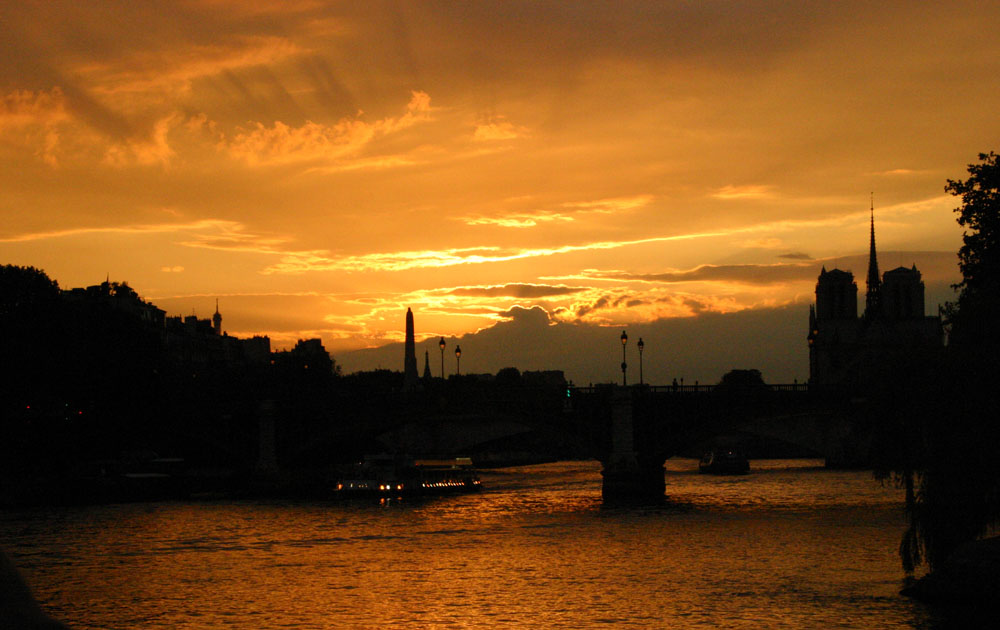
<box><xmin>808</xmin><ymin>203</ymin><xmax>942</xmax><ymax>386</ymax></box>
<box><xmin>63</xmin><ymin>278</ymin><xmax>271</xmax><ymax>369</ymax></box>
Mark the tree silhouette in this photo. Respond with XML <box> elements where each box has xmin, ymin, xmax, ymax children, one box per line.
<box><xmin>948</xmin><ymin>152</ymin><xmax>1000</xmax><ymax>299</ymax></box>
<box><xmin>884</xmin><ymin>152</ymin><xmax>1000</xmax><ymax>572</ymax></box>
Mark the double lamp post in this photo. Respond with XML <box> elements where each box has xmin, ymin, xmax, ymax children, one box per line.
<box><xmin>438</xmin><ymin>337</ymin><xmax>462</xmax><ymax>377</ymax></box>
<box><xmin>620</xmin><ymin>331</ymin><xmax>644</xmax><ymax>386</ymax></box>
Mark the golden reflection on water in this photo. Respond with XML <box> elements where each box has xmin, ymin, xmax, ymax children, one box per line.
<box><xmin>1</xmin><ymin>460</ymin><xmax>945</xmax><ymax>629</ymax></box>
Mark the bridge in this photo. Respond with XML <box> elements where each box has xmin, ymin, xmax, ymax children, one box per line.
<box><xmin>565</xmin><ymin>384</ymin><xmax>869</xmax><ymax>501</ymax></box>
<box><xmin>267</xmin><ymin>380</ymin><xmax>870</xmax><ymax>502</ymax></box>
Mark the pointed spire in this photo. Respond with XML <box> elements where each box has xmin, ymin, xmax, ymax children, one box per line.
<box><xmin>865</xmin><ymin>192</ymin><xmax>881</xmax><ymax>318</ymax></box>
<box><xmin>212</xmin><ymin>298</ymin><xmax>222</xmax><ymax>335</ymax></box>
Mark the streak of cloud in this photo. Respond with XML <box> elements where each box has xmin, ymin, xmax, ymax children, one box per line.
<box><xmin>581</xmin><ymin>263</ymin><xmax>816</xmax><ymax>286</ymax></box>
<box><xmin>446</xmin><ymin>283</ymin><xmax>587</xmax><ymax>298</ymax></box>
<box><xmin>260</xmin><ymin>201</ymin><xmax>950</xmax><ymax>274</ymax></box>
<box><xmin>711</xmin><ymin>185</ymin><xmax>775</xmax><ymax>200</ymax></box>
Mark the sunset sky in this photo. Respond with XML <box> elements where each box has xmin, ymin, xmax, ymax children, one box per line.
<box><xmin>2</xmin><ymin>1</ymin><xmax>997</xmax><ymax>385</ymax></box>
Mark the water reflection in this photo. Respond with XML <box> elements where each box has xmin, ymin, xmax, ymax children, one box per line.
<box><xmin>0</xmin><ymin>460</ymin><xmax>960</xmax><ymax>629</ymax></box>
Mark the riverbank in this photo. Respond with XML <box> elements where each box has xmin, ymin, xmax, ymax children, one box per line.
<box><xmin>902</xmin><ymin>537</ymin><xmax>1000</xmax><ymax>607</ymax></box>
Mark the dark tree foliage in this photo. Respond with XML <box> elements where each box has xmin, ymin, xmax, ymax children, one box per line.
<box><xmin>948</xmin><ymin>152</ymin><xmax>1000</xmax><ymax>300</ymax></box>
<box><xmin>886</xmin><ymin>152</ymin><xmax>1000</xmax><ymax>572</ymax></box>
<box><xmin>716</xmin><ymin>369</ymin><xmax>766</xmax><ymax>392</ymax></box>
<box><xmin>1</xmin><ymin>265</ymin><xmax>61</xmax><ymax>403</ymax></box>
<box><xmin>0</xmin><ymin>265</ymin><xmax>59</xmax><ymax>316</ymax></box>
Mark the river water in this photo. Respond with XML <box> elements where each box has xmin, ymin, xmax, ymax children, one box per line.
<box><xmin>0</xmin><ymin>460</ymin><xmax>973</xmax><ymax>629</ymax></box>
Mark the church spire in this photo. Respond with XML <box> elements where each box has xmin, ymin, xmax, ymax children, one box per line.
<box><xmin>212</xmin><ymin>298</ymin><xmax>222</xmax><ymax>335</ymax></box>
<box><xmin>865</xmin><ymin>193</ymin><xmax>881</xmax><ymax>318</ymax></box>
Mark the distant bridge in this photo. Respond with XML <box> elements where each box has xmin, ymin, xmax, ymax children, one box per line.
<box><xmin>564</xmin><ymin>384</ymin><xmax>869</xmax><ymax>500</ymax></box>
<box><xmin>273</xmin><ymin>381</ymin><xmax>868</xmax><ymax>502</ymax></box>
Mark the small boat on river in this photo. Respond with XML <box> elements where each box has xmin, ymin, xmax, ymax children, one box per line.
<box><xmin>698</xmin><ymin>448</ymin><xmax>750</xmax><ymax>475</ymax></box>
<box><xmin>335</xmin><ymin>454</ymin><xmax>482</xmax><ymax>497</ymax></box>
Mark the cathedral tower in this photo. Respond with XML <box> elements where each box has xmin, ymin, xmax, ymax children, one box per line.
<box><xmin>881</xmin><ymin>265</ymin><xmax>925</xmax><ymax>320</ymax></box>
<box><xmin>808</xmin><ymin>195</ymin><xmax>942</xmax><ymax>387</ymax></box>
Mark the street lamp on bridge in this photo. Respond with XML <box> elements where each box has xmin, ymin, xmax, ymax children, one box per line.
<box><xmin>637</xmin><ymin>337</ymin><xmax>644</xmax><ymax>385</ymax></box>
<box><xmin>439</xmin><ymin>337</ymin><xmax>446</xmax><ymax>379</ymax></box>
<box><xmin>455</xmin><ymin>344</ymin><xmax>462</xmax><ymax>376</ymax></box>
<box><xmin>620</xmin><ymin>330</ymin><xmax>628</xmax><ymax>386</ymax></box>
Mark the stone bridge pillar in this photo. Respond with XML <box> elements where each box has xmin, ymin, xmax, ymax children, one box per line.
<box><xmin>601</xmin><ymin>387</ymin><xmax>664</xmax><ymax>502</ymax></box>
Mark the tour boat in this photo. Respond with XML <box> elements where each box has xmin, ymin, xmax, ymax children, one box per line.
<box><xmin>335</xmin><ymin>454</ymin><xmax>482</xmax><ymax>497</ymax></box>
<box><xmin>698</xmin><ymin>448</ymin><xmax>750</xmax><ymax>475</ymax></box>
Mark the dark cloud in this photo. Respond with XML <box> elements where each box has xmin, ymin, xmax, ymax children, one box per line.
<box><xmin>429</xmin><ymin>306</ymin><xmax>504</xmax><ymax>316</ymax></box>
<box><xmin>778</xmin><ymin>252</ymin><xmax>813</xmax><ymax>260</ymax></box>
<box><xmin>575</xmin><ymin>250</ymin><xmax>955</xmax><ymax>293</ymax></box>
<box><xmin>681</xmin><ymin>297</ymin><xmax>708</xmax><ymax>314</ymax></box>
<box><xmin>447</xmin><ymin>283</ymin><xmax>586</xmax><ymax>298</ymax></box>
<box><xmin>499</xmin><ymin>304</ymin><xmax>552</xmax><ymax>325</ymax></box>
<box><xmin>340</xmin><ymin>303</ymin><xmax>813</xmax><ymax>385</ymax></box>
<box><xmin>576</xmin><ymin>295</ymin><xmax>611</xmax><ymax>317</ymax></box>
<box><xmin>591</xmin><ymin>263</ymin><xmax>817</xmax><ymax>285</ymax></box>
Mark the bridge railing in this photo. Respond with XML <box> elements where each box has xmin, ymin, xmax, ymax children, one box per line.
<box><xmin>568</xmin><ymin>383</ymin><xmax>812</xmax><ymax>396</ymax></box>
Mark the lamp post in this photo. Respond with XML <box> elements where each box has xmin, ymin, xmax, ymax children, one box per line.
<box><xmin>620</xmin><ymin>330</ymin><xmax>628</xmax><ymax>386</ymax></box>
<box><xmin>637</xmin><ymin>337</ymin><xmax>644</xmax><ymax>385</ymax></box>
<box><xmin>455</xmin><ymin>345</ymin><xmax>462</xmax><ymax>376</ymax></box>
<box><xmin>439</xmin><ymin>337</ymin><xmax>446</xmax><ymax>379</ymax></box>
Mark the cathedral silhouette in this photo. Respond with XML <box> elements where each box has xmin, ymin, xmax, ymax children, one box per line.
<box><xmin>808</xmin><ymin>202</ymin><xmax>943</xmax><ymax>387</ymax></box>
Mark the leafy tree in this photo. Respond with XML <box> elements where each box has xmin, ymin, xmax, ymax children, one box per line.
<box><xmin>888</xmin><ymin>152</ymin><xmax>1000</xmax><ymax>572</ymax></box>
<box><xmin>945</xmin><ymin>151</ymin><xmax>1000</xmax><ymax>349</ymax></box>
<box><xmin>0</xmin><ymin>265</ymin><xmax>61</xmax><ymax>396</ymax></box>
<box><xmin>0</xmin><ymin>264</ymin><xmax>59</xmax><ymax>317</ymax></box>
<box><xmin>947</xmin><ymin>152</ymin><xmax>1000</xmax><ymax>300</ymax></box>
<box><xmin>716</xmin><ymin>368</ymin><xmax>766</xmax><ymax>393</ymax></box>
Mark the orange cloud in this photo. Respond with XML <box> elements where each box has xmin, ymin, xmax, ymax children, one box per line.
<box><xmin>560</xmin><ymin>195</ymin><xmax>654</xmax><ymax>213</ymax></box>
<box><xmin>460</xmin><ymin>195</ymin><xmax>654</xmax><ymax>229</ymax></box>
<box><xmin>87</xmin><ymin>36</ymin><xmax>305</xmax><ymax>98</ymax></box>
<box><xmin>103</xmin><ymin>113</ymin><xmax>179</xmax><ymax>167</ymax></box>
<box><xmin>711</xmin><ymin>185</ymin><xmax>775</xmax><ymax>200</ymax></box>
<box><xmin>224</xmin><ymin>91</ymin><xmax>432</xmax><ymax>166</ymax></box>
<box><xmin>463</xmin><ymin>212</ymin><xmax>574</xmax><ymax>228</ymax></box>
<box><xmin>260</xmin><ymin>231</ymin><xmax>736</xmax><ymax>274</ymax></box>
<box><xmin>0</xmin><ymin>88</ymin><xmax>73</xmax><ymax>166</ymax></box>
<box><xmin>0</xmin><ymin>88</ymin><xmax>70</xmax><ymax>130</ymax></box>
<box><xmin>473</xmin><ymin>117</ymin><xmax>528</xmax><ymax>141</ymax></box>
